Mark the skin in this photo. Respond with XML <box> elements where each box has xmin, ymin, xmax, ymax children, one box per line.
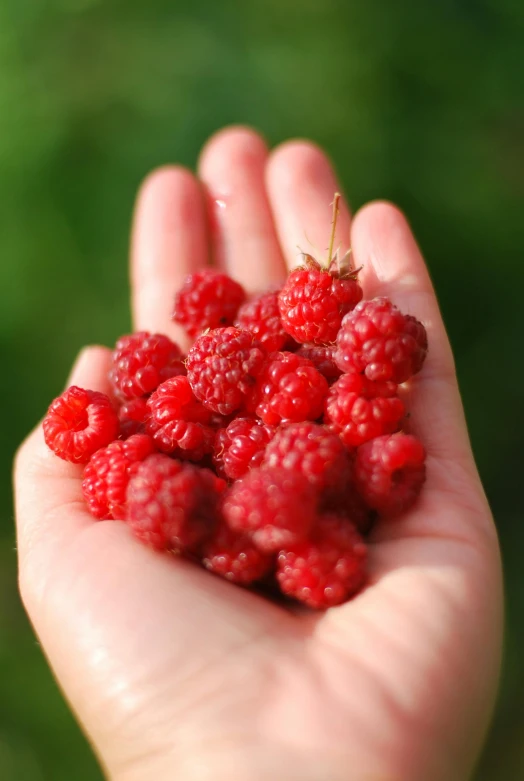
<box><xmin>14</xmin><ymin>127</ymin><xmax>503</xmax><ymax>781</ymax></box>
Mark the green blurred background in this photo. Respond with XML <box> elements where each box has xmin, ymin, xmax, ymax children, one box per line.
<box><xmin>1</xmin><ymin>0</ymin><xmax>523</xmax><ymax>778</ymax></box>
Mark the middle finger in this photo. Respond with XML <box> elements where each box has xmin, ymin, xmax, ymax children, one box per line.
<box><xmin>199</xmin><ymin>126</ymin><xmax>287</xmax><ymax>292</ymax></box>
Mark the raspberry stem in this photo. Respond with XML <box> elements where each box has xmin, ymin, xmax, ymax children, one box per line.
<box><xmin>326</xmin><ymin>192</ymin><xmax>341</xmax><ymax>268</ymax></box>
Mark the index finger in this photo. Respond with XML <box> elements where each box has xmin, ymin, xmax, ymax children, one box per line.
<box><xmin>131</xmin><ymin>167</ymin><xmax>209</xmax><ymax>347</ymax></box>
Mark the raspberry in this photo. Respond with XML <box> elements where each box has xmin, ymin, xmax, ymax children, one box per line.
<box><xmin>278</xmin><ymin>258</ymin><xmax>362</xmax><ymax>345</ymax></box>
<box><xmin>354</xmin><ymin>433</ymin><xmax>426</xmax><ymax>515</ymax></box>
<box><xmin>126</xmin><ymin>454</ymin><xmax>226</xmax><ymax>552</ymax></box>
<box><xmin>110</xmin><ymin>332</ymin><xmax>185</xmax><ymax>401</ymax></box>
<box><xmin>186</xmin><ymin>327</ymin><xmax>267</xmax><ymax>416</ymax></box>
<box><xmin>43</xmin><ymin>386</ymin><xmax>118</xmax><ymax>464</ymax></box>
<box><xmin>234</xmin><ymin>291</ymin><xmax>296</xmax><ymax>353</ymax></box>
<box><xmin>202</xmin><ymin>524</ymin><xmax>273</xmax><ymax>584</ymax></box>
<box><xmin>276</xmin><ymin>514</ymin><xmax>367</xmax><ymax>609</ymax></box>
<box><xmin>118</xmin><ymin>397</ymin><xmax>149</xmax><ymax>438</ymax></box>
<box><xmin>324</xmin><ymin>373</ymin><xmax>405</xmax><ymax>448</ymax></box>
<box><xmin>223</xmin><ymin>467</ymin><xmax>317</xmax><ymax>553</ymax></box>
<box><xmin>82</xmin><ymin>434</ymin><xmax>156</xmax><ymax>520</ymax></box>
<box><xmin>246</xmin><ymin>351</ymin><xmax>328</xmax><ymax>426</ymax></box>
<box><xmin>173</xmin><ymin>270</ymin><xmax>246</xmax><ymax>338</ymax></box>
<box><xmin>213</xmin><ymin>417</ymin><xmax>275</xmax><ymax>480</ymax></box>
<box><xmin>146</xmin><ymin>376</ymin><xmax>216</xmax><ymax>461</ymax></box>
<box><xmin>262</xmin><ymin>422</ymin><xmax>351</xmax><ymax>496</ymax></box>
<box><xmin>335</xmin><ymin>298</ymin><xmax>428</xmax><ymax>383</ymax></box>
<box><xmin>261</xmin><ymin>421</ymin><xmax>371</xmax><ymax>532</ymax></box>
<box><xmin>296</xmin><ymin>344</ymin><xmax>342</xmax><ymax>383</ymax></box>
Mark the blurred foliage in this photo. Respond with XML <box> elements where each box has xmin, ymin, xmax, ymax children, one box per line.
<box><xmin>1</xmin><ymin>0</ymin><xmax>523</xmax><ymax>778</ymax></box>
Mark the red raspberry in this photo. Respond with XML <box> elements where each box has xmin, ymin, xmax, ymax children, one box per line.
<box><xmin>173</xmin><ymin>270</ymin><xmax>246</xmax><ymax>338</ymax></box>
<box><xmin>278</xmin><ymin>258</ymin><xmax>362</xmax><ymax>345</ymax></box>
<box><xmin>213</xmin><ymin>417</ymin><xmax>275</xmax><ymax>480</ymax></box>
<box><xmin>335</xmin><ymin>298</ymin><xmax>428</xmax><ymax>383</ymax></box>
<box><xmin>324</xmin><ymin>373</ymin><xmax>405</xmax><ymax>448</ymax></box>
<box><xmin>355</xmin><ymin>433</ymin><xmax>426</xmax><ymax>515</ymax></box>
<box><xmin>110</xmin><ymin>332</ymin><xmax>185</xmax><ymax>400</ymax></box>
<box><xmin>296</xmin><ymin>344</ymin><xmax>342</xmax><ymax>383</ymax></box>
<box><xmin>246</xmin><ymin>351</ymin><xmax>328</xmax><ymax>426</ymax></box>
<box><xmin>118</xmin><ymin>397</ymin><xmax>149</xmax><ymax>438</ymax></box>
<box><xmin>276</xmin><ymin>514</ymin><xmax>367</xmax><ymax>609</ymax></box>
<box><xmin>262</xmin><ymin>422</ymin><xmax>351</xmax><ymax>496</ymax></box>
<box><xmin>234</xmin><ymin>291</ymin><xmax>296</xmax><ymax>353</ymax></box>
<box><xmin>186</xmin><ymin>327</ymin><xmax>267</xmax><ymax>416</ymax></box>
<box><xmin>82</xmin><ymin>434</ymin><xmax>156</xmax><ymax>520</ymax></box>
<box><xmin>146</xmin><ymin>376</ymin><xmax>216</xmax><ymax>462</ymax></box>
<box><xmin>222</xmin><ymin>467</ymin><xmax>317</xmax><ymax>553</ymax></box>
<box><xmin>126</xmin><ymin>454</ymin><xmax>226</xmax><ymax>552</ymax></box>
<box><xmin>202</xmin><ymin>524</ymin><xmax>273</xmax><ymax>584</ymax></box>
<box><xmin>261</xmin><ymin>421</ymin><xmax>371</xmax><ymax>532</ymax></box>
<box><xmin>43</xmin><ymin>386</ymin><xmax>118</xmax><ymax>464</ymax></box>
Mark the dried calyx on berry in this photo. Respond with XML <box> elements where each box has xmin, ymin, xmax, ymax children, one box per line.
<box><xmin>278</xmin><ymin>193</ymin><xmax>363</xmax><ymax>345</ymax></box>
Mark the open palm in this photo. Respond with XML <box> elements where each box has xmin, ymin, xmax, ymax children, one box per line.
<box><xmin>15</xmin><ymin>128</ymin><xmax>502</xmax><ymax>781</ymax></box>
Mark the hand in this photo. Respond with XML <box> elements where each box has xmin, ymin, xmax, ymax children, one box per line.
<box><xmin>14</xmin><ymin>127</ymin><xmax>503</xmax><ymax>781</ymax></box>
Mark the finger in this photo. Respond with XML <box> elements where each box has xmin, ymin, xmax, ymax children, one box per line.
<box><xmin>131</xmin><ymin>167</ymin><xmax>209</xmax><ymax>346</ymax></box>
<box><xmin>350</xmin><ymin>202</ymin><xmax>493</xmax><ymax>537</ymax></box>
<box><xmin>350</xmin><ymin>202</ymin><xmax>465</xmax><ymax>452</ymax></box>
<box><xmin>15</xmin><ymin>346</ymin><xmax>112</xmax><ymax>575</ymax></box>
<box><xmin>199</xmin><ymin>126</ymin><xmax>286</xmax><ymax>291</ymax></box>
<box><xmin>266</xmin><ymin>140</ymin><xmax>352</xmax><ymax>270</ymax></box>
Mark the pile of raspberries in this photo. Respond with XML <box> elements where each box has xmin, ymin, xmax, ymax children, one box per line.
<box><xmin>42</xmin><ymin>203</ymin><xmax>428</xmax><ymax>609</ymax></box>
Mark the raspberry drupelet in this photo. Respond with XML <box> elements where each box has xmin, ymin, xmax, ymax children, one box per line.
<box><xmin>43</xmin><ymin>386</ymin><xmax>119</xmax><ymax>464</ymax></box>
<box><xmin>202</xmin><ymin>524</ymin><xmax>274</xmax><ymax>584</ymax></box>
<box><xmin>173</xmin><ymin>270</ymin><xmax>246</xmax><ymax>338</ymax></box>
<box><xmin>126</xmin><ymin>454</ymin><xmax>226</xmax><ymax>552</ymax></box>
<box><xmin>213</xmin><ymin>417</ymin><xmax>276</xmax><ymax>480</ymax></box>
<box><xmin>118</xmin><ymin>397</ymin><xmax>149</xmax><ymax>438</ymax></box>
<box><xmin>276</xmin><ymin>513</ymin><xmax>368</xmax><ymax>609</ymax></box>
<box><xmin>222</xmin><ymin>467</ymin><xmax>317</xmax><ymax>553</ymax></box>
<box><xmin>186</xmin><ymin>327</ymin><xmax>267</xmax><ymax>416</ymax></box>
<box><xmin>335</xmin><ymin>298</ymin><xmax>428</xmax><ymax>383</ymax></box>
<box><xmin>278</xmin><ymin>195</ymin><xmax>362</xmax><ymax>345</ymax></box>
<box><xmin>324</xmin><ymin>373</ymin><xmax>405</xmax><ymax>448</ymax></box>
<box><xmin>246</xmin><ymin>351</ymin><xmax>328</xmax><ymax>426</ymax></box>
<box><xmin>234</xmin><ymin>291</ymin><xmax>297</xmax><ymax>353</ymax></box>
<box><xmin>262</xmin><ymin>421</ymin><xmax>351</xmax><ymax>496</ymax></box>
<box><xmin>82</xmin><ymin>434</ymin><xmax>156</xmax><ymax>520</ymax></box>
<box><xmin>110</xmin><ymin>332</ymin><xmax>185</xmax><ymax>400</ymax></box>
<box><xmin>296</xmin><ymin>344</ymin><xmax>342</xmax><ymax>383</ymax></box>
<box><xmin>354</xmin><ymin>433</ymin><xmax>426</xmax><ymax>515</ymax></box>
<box><xmin>146</xmin><ymin>376</ymin><xmax>216</xmax><ymax>462</ymax></box>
